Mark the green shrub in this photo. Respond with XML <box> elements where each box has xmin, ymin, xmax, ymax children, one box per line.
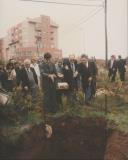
<box><xmin>0</xmin><ymin>88</ymin><xmax>43</xmax><ymax>125</ymax></box>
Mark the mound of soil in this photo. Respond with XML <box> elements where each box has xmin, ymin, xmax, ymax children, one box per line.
<box><xmin>1</xmin><ymin>116</ymin><xmax>128</xmax><ymax>160</ymax></box>
<box><xmin>105</xmin><ymin>132</ymin><xmax>128</xmax><ymax>160</ymax></box>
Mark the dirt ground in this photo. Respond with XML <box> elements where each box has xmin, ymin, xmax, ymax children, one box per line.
<box><xmin>1</xmin><ymin>116</ymin><xmax>128</xmax><ymax>160</ymax></box>
<box><xmin>105</xmin><ymin>131</ymin><xmax>128</xmax><ymax>160</ymax></box>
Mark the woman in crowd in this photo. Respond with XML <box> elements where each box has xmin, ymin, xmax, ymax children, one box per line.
<box><xmin>6</xmin><ymin>60</ymin><xmax>16</xmax><ymax>92</ymax></box>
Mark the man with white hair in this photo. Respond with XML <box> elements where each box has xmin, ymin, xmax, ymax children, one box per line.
<box><xmin>69</xmin><ymin>54</ymin><xmax>79</xmax><ymax>91</ymax></box>
<box><xmin>30</xmin><ymin>57</ymin><xmax>41</xmax><ymax>89</ymax></box>
<box><xmin>68</xmin><ymin>54</ymin><xmax>79</xmax><ymax>103</ymax></box>
<box><xmin>20</xmin><ymin>59</ymin><xmax>38</xmax><ymax>101</ymax></box>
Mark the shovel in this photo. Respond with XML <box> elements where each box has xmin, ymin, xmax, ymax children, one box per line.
<box><xmin>42</xmin><ymin>103</ymin><xmax>52</xmax><ymax>139</ymax></box>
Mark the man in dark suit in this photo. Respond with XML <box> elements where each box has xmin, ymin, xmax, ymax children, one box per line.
<box><xmin>69</xmin><ymin>55</ymin><xmax>79</xmax><ymax>91</ymax></box>
<box><xmin>62</xmin><ymin>58</ymin><xmax>74</xmax><ymax>104</ymax></box>
<box><xmin>40</xmin><ymin>53</ymin><xmax>58</xmax><ymax>113</ymax></box>
<box><xmin>108</xmin><ymin>55</ymin><xmax>117</xmax><ymax>82</ymax></box>
<box><xmin>117</xmin><ymin>55</ymin><xmax>126</xmax><ymax>81</ymax></box>
<box><xmin>78</xmin><ymin>54</ymin><xmax>97</xmax><ymax>105</ymax></box>
<box><xmin>20</xmin><ymin>59</ymin><xmax>38</xmax><ymax>100</ymax></box>
<box><xmin>89</xmin><ymin>57</ymin><xmax>98</xmax><ymax>97</ymax></box>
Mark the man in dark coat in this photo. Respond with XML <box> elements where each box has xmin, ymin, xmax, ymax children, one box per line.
<box><xmin>63</xmin><ymin>58</ymin><xmax>74</xmax><ymax>92</ymax></box>
<box><xmin>69</xmin><ymin>55</ymin><xmax>79</xmax><ymax>91</ymax></box>
<box><xmin>78</xmin><ymin>54</ymin><xmax>97</xmax><ymax>105</ymax></box>
<box><xmin>14</xmin><ymin>62</ymin><xmax>22</xmax><ymax>87</ymax></box>
<box><xmin>108</xmin><ymin>55</ymin><xmax>117</xmax><ymax>82</ymax></box>
<box><xmin>0</xmin><ymin>64</ymin><xmax>8</xmax><ymax>90</ymax></box>
<box><xmin>40</xmin><ymin>52</ymin><xmax>58</xmax><ymax>113</ymax></box>
<box><xmin>55</xmin><ymin>59</ymin><xmax>64</xmax><ymax>106</ymax></box>
<box><xmin>62</xmin><ymin>58</ymin><xmax>75</xmax><ymax>104</ymax></box>
<box><xmin>117</xmin><ymin>55</ymin><xmax>126</xmax><ymax>81</ymax></box>
<box><xmin>20</xmin><ymin>59</ymin><xmax>38</xmax><ymax>100</ymax></box>
<box><xmin>89</xmin><ymin>57</ymin><xmax>98</xmax><ymax>97</ymax></box>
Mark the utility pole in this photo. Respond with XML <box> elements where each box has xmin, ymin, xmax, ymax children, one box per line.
<box><xmin>127</xmin><ymin>0</ymin><xmax>128</xmax><ymax>57</ymax></box>
<box><xmin>104</xmin><ymin>0</ymin><xmax>108</xmax><ymax>67</ymax></box>
<box><xmin>104</xmin><ymin>0</ymin><xmax>108</xmax><ymax>115</ymax></box>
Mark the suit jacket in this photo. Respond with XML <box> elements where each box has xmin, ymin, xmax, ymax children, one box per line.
<box><xmin>20</xmin><ymin>67</ymin><xmax>38</xmax><ymax>89</ymax></box>
<box><xmin>40</xmin><ymin>62</ymin><xmax>57</xmax><ymax>90</ymax></box>
<box><xmin>15</xmin><ymin>67</ymin><xmax>22</xmax><ymax>86</ymax></box>
<box><xmin>108</xmin><ymin>60</ymin><xmax>117</xmax><ymax>72</ymax></box>
<box><xmin>117</xmin><ymin>59</ymin><xmax>126</xmax><ymax>73</ymax></box>
<box><xmin>70</xmin><ymin>60</ymin><xmax>78</xmax><ymax>72</ymax></box>
<box><xmin>78</xmin><ymin>61</ymin><xmax>96</xmax><ymax>89</ymax></box>
<box><xmin>63</xmin><ymin>59</ymin><xmax>74</xmax><ymax>91</ymax></box>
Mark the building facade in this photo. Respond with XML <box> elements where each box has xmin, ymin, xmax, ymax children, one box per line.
<box><xmin>2</xmin><ymin>15</ymin><xmax>62</xmax><ymax>61</ymax></box>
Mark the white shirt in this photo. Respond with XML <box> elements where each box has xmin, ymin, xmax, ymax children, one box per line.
<box><xmin>110</xmin><ymin>59</ymin><xmax>114</xmax><ymax>68</ymax></box>
<box><xmin>86</xmin><ymin>61</ymin><xmax>88</xmax><ymax>68</ymax></box>
<box><xmin>30</xmin><ymin>63</ymin><xmax>40</xmax><ymax>77</ymax></box>
<box><xmin>25</xmin><ymin>67</ymin><xmax>31</xmax><ymax>72</ymax></box>
<box><xmin>71</xmin><ymin>63</ymin><xmax>75</xmax><ymax>74</ymax></box>
<box><xmin>8</xmin><ymin>69</ymin><xmax>16</xmax><ymax>80</ymax></box>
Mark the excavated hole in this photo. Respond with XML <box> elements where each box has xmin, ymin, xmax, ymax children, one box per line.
<box><xmin>40</xmin><ymin>117</ymin><xmax>108</xmax><ymax>160</ymax></box>
<box><xmin>2</xmin><ymin>117</ymin><xmax>128</xmax><ymax>160</ymax></box>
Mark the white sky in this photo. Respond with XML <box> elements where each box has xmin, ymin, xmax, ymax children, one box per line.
<box><xmin>0</xmin><ymin>0</ymin><xmax>127</xmax><ymax>59</ymax></box>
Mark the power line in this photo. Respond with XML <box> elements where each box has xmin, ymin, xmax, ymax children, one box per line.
<box><xmin>82</xmin><ymin>0</ymin><xmax>103</xmax><ymax>1</ymax></box>
<box><xmin>104</xmin><ymin>0</ymin><xmax>108</xmax><ymax>67</ymax></box>
<box><xmin>127</xmin><ymin>0</ymin><xmax>128</xmax><ymax>56</ymax></box>
<box><xmin>20</xmin><ymin>0</ymin><xmax>103</xmax><ymax>7</ymax></box>
<box><xmin>63</xmin><ymin>7</ymin><xmax>103</xmax><ymax>36</ymax></box>
<box><xmin>62</xmin><ymin>7</ymin><xmax>102</xmax><ymax>35</ymax></box>
<box><xmin>79</xmin><ymin>7</ymin><xmax>103</xmax><ymax>25</ymax></box>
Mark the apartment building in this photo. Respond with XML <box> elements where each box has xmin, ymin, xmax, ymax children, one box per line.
<box><xmin>2</xmin><ymin>15</ymin><xmax>62</xmax><ymax>61</ymax></box>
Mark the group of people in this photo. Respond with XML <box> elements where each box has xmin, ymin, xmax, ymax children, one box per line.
<box><xmin>108</xmin><ymin>55</ymin><xmax>127</xmax><ymax>82</ymax></box>
<box><xmin>0</xmin><ymin>53</ymin><xmax>127</xmax><ymax>113</ymax></box>
<box><xmin>40</xmin><ymin>53</ymin><xmax>98</xmax><ymax>112</ymax></box>
<box><xmin>0</xmin><ymin>53</ymin><xmax>98</xmax><ymax>113</ymax></box>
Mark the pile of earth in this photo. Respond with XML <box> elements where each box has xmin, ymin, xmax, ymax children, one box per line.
<box><xmin>0</xmin><ymin>116</ymin><xmax>128</xmax><ymax>160</ymax></box>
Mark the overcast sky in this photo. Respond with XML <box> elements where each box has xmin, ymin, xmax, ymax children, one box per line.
<box><xmin>0</xmin><ymin>0</ymin><xmax>127</xmax><ymax>59</ymax></box>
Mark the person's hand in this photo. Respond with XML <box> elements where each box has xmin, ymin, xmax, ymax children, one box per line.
<box><xmin>88</xmin><ymin>77</ymin><xmax>92</xmax><ymax>81</ymax></box>
<box><xmin>24</xmin><ymin>86</ymin><xmax>28</xmax><ymax>91</ymax></box>
<box><xmin>48</xmin><ymin>74</ymin><xmax>52</xmax><ymax>78</ymax></box>
<box><xmin>74</xmin><ymin>71</ymin><xmax>78</xmax><ymax>77</ymax></box>
<box><xmin>58</xmin><ymin>73</ymin><xmax>64</xmax><ymax>78</ymax></box>
<box><xmin>49</xmin><ymin>74</ymin><xmax>56</xmax><ymax>78</ymax></box>
<box><xmin>65</xmin><ymin>65</ymin><xmax>69</xmax><ymax>70</ymax></box>
<box><xmin>53</xmin><ymin>74</ymin><xmax>57</xmax><ymax>78</ymax></box>
<box><xmin>48</xmin><ymin>74</ymin><xmax>55</xmax><ymax>82</ymax></box>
